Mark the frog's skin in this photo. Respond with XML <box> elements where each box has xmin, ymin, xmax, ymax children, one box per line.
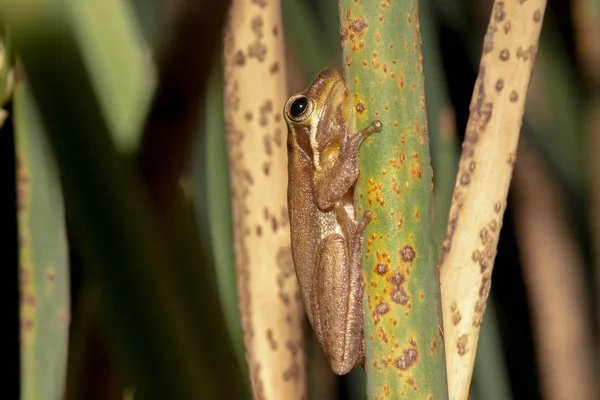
<box><xmin>284</xmin><ymin>68</ymin><xmax>382</xmax><ymax>375</ymax></box>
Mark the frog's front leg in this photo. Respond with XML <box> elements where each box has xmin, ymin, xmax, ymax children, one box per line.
<box><xmin>314</xmin><ymin>120</ymin><xmax>382</xmax><ymax>210</ymax></box>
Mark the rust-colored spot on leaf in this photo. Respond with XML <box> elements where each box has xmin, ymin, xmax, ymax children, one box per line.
<box><xmin>388</xmin><ymin>271</ymin><xmax>405</xmax><ymax>286</ymax></box>
<box><xmin>430</xmin><ymin>336</ymin><xmax>437</xmax><ymax>355</ymax></box>
<box><xmin>375</xmin><ymin>302</ymin><xmax>390</xmax><ymax>315</ymax></box>
<box><xmin>392</xmin><ymin>176</ymin><xmax>402</xmax><ymax>196</ymax></box>
<box><xmin>398</xmin><ymin>73</ymin><xmax>404</xmax><ymax>90</ymax></box>
<box><xmin>400</xmin><ymin>245</ymin><xmax>416</xmax><ymax>262</ymax></box>
<box><xmin>367</xmin><ymin>178</ymin><xmax>385</xmax><ymax>207</ymax></box>
<box><xmin>394</xmin><ymin>346</ymin><xmax>418</xmax><ymax>370</ymax></box>
<box><xmin>351</xmin><ymin>17</ymin><xmax>368</xmax><ymax>34</ymax></box>
<box><xmin>375</xmin><ymin>263</ymin><xmax>388</xmax><ymax>275</ymax></box>
<box><xmin>397</xmin><ymin>214</ymin><xmax>404</xmax><ymax>230</ymax></box>
<box><xmin>340</xmin><ymin>26</ymin><xmax>348</xmax><ymax>42</ymax></box>
<box><xmin>391</xmin><ymin>287</ymin><xmax>409</xmax><ymax>305</ymax></box>
<box><xmin>356</xmin><ymin>100</ymin><xmax>366</xmax><ymax>114</ymax></box>
<box><xmin>378</xmin><ymin>326</ymin><xmax>389</xmax><ymax>344</ymax></box>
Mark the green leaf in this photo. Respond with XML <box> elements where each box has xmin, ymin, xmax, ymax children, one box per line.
<box><xmin>62</xmin><ymin>0</ymin><xmax>156</xmax><ymax>153</ymax></box>
<box><xmin>16</xmin><ymin>80</ymin><xmax>70</xmax><ymax>400</ymax></box>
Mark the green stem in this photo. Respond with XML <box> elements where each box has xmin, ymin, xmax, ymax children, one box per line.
<box><xmin>339</xmin><ymin>0</ymin><xmax>448</xmax><ymax>397</ymax></box>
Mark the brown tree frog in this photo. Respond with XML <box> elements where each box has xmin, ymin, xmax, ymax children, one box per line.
<box><xmin>284</xmin><ymin>68</ymin><xmax>382</xmax><ymax>375</ymax></box>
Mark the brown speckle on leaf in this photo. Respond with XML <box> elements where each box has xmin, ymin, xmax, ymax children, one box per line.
<box><xmin>480</xmin><ymin>228</ymin><xmax>489</xmax><ymax>245</ymax></box>
<box><xmin>356</xmin><ymin>101</ymin><xmax>366</xmax><ymax>114</ymax></box>
<box><xmin>375</xmin><ymin>263</ymin><xmax>388</xmax><ymax>275</ymax></box>
<box><xmin>340</xmin><ymin>26</ymin><xmax>348</xmax><ymax>42</ymax></box>
<box><xmin>46</xmin><ymin>268</ymin><xmax>56</xmax><ymax>282</ymax></box>
<box><xmin>394</xmin><ymin>347</ymin><xmax>418</xmax><ymax>370</ymax></box>
<box><xmin>457</xmin><ymin>334</ymin><xmax>468</xmax><ymax>356</ymax></box>
<box><xmin>509</xmin><ymin>91</ymin><xmax>519</xmax><ymax>102</ymax></box>
<box><xmin>496</xmin><ymin>79</ymin><xmax>505</xmax><ymax>92</ymax></box>
<box><xmin>507</xmin><ymin>152</ymin><xmax>516</xmax><ymax>165</ymax></box>
<box><xmin>351</xmin><ymin>18</ymin><xmax>367</xmax><ymax>33</ymax></box>
<box><xmin>259</xmin><ymin>114</ymin><xmax>268</xmax><ymax>127</ymax></box>
<box><xmin>248</xmin><ymin>42</ymin><xmax>267</xmax><ymax>62</ymax></box>
<box><xmin>400</xmin><ymin>245</ymin><xmax>416</xmax><ymax>262</ymax></box>
<box><xmin>499</xmin><ymin>49</ymin><xmax>510</xmax><ymax>61</ymax></box>
<box><xmin>271</xmin><ymin>217</ymin><xmax>278</xmax><ymax>232</ymax></box>
<box><xmin>452</xmin><ymin>310</ymin><xmax>462</xmax><ymax>325</ymax></box>
<box><xmin>483</xmin><ymin>25</ymin><xmax>497</xmax><ymax>54</ymax></box>
<box><xmin>391</xmin><ymin>287</ymin><xmax>409</xmax><ymax>305</ymax></box>
<box><xmin>235</xmin><ymin>50</ymin><xmax>246</xmax><ymax>66</ymax></box>
<box><xmin>267</xmin><ymin>329</ymin><xmax>278</xmax><ymax>350</ymax></box>
<box><xmin>516</xmin><ymin>45</ymin><xmax>538</xmax><ymax>62</ymax></box>
<box><xmin>480</xmin><ymin>259</ymin><xmax>489</xmax><ymax>273</ymax></box>
<box><xmin>413</xmin><ymin>208</ymin><xmax>420</xmax><ymax>220</ymax></box>
<box><xmin>533</xmin><ymin>10</ymin><xmax>542</xmax><ymax>22</ymax></box>
<box><xmin>475</xmin><ymin>300</ymin><xmax>486</xmax><ymax>313</ymax></box>
<box><xmin>493</xmin><ymin>2</ymin><xmax>506</xmax><ymax>22</ymax></box>
<box><xmin>494</xmin><ymin>201</ymin><xmax>503</xmax><ymax>213</ymax></box>
<box><xmin>251</xmin><ymin>15</ymin><xmax>264</xmax><ymax>37</ymax></box>
<box><xmin>460</xmin><ymin>173</ymin><xmax>471</xmax><ymax>186</ymax></box>
<box><xmin>375</xmin><ymin>302</ymin><xmax>390</xmax><ymax>315</ymax></box>
<box><xmin>252</xmin><ymin>0</ymin><xmax>267</xmax><ymax>7</ymax></box>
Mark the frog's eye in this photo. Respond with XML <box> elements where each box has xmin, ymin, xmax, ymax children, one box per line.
<box><xmin>291</xmin><ymin>97</ymin><xmax>308</xmax><ymax>117</ymax></box>
<box><xmin>286</xmin><ymin>95</ymin><xmax>314</xmax><ymax>122</ymax></box>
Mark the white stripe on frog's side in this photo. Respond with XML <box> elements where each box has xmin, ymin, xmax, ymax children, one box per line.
<box><xmin>309</xmin><ymin>96</ymin><xmax>323</xmax><ymax>171</ymax></box>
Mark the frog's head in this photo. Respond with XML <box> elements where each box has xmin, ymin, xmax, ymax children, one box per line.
<box><xmin>284</xmin><ymin>68</ymin><xmax>352</xmax><ymax>171</ymax></box>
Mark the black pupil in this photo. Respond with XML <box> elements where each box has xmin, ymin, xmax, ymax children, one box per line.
<box><xmin>290</xmin><ymin>97</ymin><xmax>308</xmax><ymax>118</ymax></box>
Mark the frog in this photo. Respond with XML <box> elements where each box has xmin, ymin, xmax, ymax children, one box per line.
<box><xmin>284</xmin><ymin>67</ymin><xmax>383</xmax><ymax>375</ymax></box>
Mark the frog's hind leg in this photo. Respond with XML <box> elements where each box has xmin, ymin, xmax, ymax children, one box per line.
<box><xmin>313</xmin><ymin>233</ymin><xmax>364</xmax><ymax>375</ymax></box>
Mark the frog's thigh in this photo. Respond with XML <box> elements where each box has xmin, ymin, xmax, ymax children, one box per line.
<box><xmin>314</xmin><ymin>233</ymin><xmax>356</xmax><ymax>372</ymax></box>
